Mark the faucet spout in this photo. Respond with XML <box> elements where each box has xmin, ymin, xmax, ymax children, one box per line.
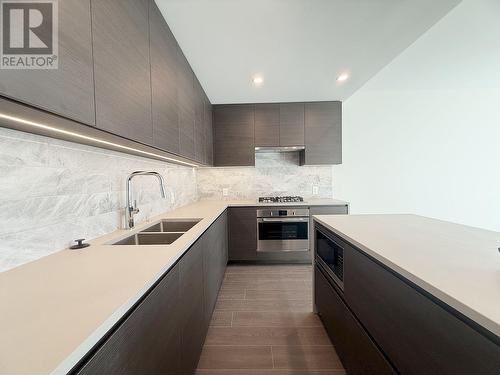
<box><xmin>125</xmin><ymin>171</ymin><xmax>167</xmax><ymax>229</ymax></box>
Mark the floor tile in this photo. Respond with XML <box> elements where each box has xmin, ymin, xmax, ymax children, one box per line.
<box><xmin>210</xmin><ymin>311</ymin><xmax>232</xmax><ymax>327</ymax></box>
<box><xmin>198</xmin><ymin>265</ymin><xmax>345</xmax><ymax>373</ymax></box>
<box><xmin>232</xmin><ymin>311</ymin><xmax>322</xmax><ymax>327</ymax></box>
<box><xmin>205</xmin><ymin>327</ymin><xmax>332</xmax><ymax>346</ymax></box>
<box><xmin>217</xmin><ymin>289</ymin><xmax>246</xmax><ymax>300</ymax></box>
<box><xmin>196</xmin><ymin>370</ymin><xmax>346</xmax><ymax>375</ymax></box>
<box><xmin>224</xmin><ymin>272</ymin><xmax>311</xmax><ymax>282</ymax></box>
<box><xmin>215</xmin><ymin>299</ymin><xmax>312</xmax><ymax>312</ymax></box>
<box><xmin>222</xmin><ymin>280</ymin><xmax>311</xmax><ymax>292</ymax></box>
<box><xmin>272</xmin><ymin>345</ymin><xmax>343</xmax><ymax>369</ymax></box>
<box><xmin>225</xmin><ymin>265</ymin><xmax>312</xmax><ymax>274</ymax></box>
<box><xmin>245</xmin><ymin>289</ymin><xmax>312</xmax><ymax>301</ymax></box>
<box><xmin>198</xmin><ymin>346</ymin><xmax>273</xmax><ymax>369</ymax></box>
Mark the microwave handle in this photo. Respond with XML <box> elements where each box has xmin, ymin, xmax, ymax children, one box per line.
<box><xmin>259</xmin><ymin>217</ymin><xmax>309</xmax><ymax>222</ymax></box>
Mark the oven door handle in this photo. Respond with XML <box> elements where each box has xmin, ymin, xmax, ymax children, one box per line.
<box><xmin>258</xmin><ymin>217</ymin><xmax>309</xmax><ymax>223</ymax></box>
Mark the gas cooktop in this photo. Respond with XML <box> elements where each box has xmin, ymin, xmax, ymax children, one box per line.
<box><xmin>258</xmin><ymin>196</ymin><xmax>305</xmax><ymax>203</ymax></box>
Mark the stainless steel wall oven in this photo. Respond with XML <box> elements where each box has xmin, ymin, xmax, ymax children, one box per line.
<box><xmin>257</xmin><ymin>208</ymin><xmax>310</xmax><ymax>252</ymax></box>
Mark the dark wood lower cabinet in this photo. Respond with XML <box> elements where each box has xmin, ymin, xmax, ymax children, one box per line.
<box><xmin>74</xmin><ymin>211</ymin><xmax>229</xmax><ymax>375</ymax></box>
<box><xmin>75</xmin><ymin>266</ymin><xmax>181</xmax><ymax>375</ymax></box>
<box><xmin>228</xmin><ymin>207</ymin><xmax>257</xmax><ymax>261</ymax></box>
<box><xmin>179</xmin><ymin>240</ymin><xmax>206</xmax><ymax>374</ymax></box>
<box><xmin>315</xmin><ymin>224</ymin><xmax>500</xmax><ymax>375</ymax></box>
<box><xmin>315</xmin><ymin>265</ymin><xmax>395</xmax><ymax>375</ymax></box>
<box><xmin>204</xmin><ymin>211</ymin><xmax>228</xmax><ymax>324</ymax></box>
<box><xmin>345</xmin><ymin>242</ymin><xmax>500</xmax><ymax>375</ymax></box>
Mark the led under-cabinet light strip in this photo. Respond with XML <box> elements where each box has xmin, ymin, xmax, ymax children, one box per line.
<box><xmin>0</xmin><ymin>112</ymin><xmax>199</xmax><ymax>168</ymax></box>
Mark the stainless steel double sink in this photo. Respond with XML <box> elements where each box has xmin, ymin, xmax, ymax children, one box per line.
<box><xmin>112</xmin><ymin>219</ymin><xmax>201</xmax><ymax>246</ymax></box>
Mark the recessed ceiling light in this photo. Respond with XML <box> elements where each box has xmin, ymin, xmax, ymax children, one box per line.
<box><xmin>337</xmin><ymin>73</ymin><xmax>349</xmax><ymax>82</ymax></box>
<box><xmin>252</xmin><ymin>76</ymin><xmax>264</xmax><ymax>86</ymax></box>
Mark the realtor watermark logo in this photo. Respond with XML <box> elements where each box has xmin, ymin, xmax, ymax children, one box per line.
<box><xmin>0</xmin><ymin>0</ymin><xmax>58</xmax><ymax>69</ymax></box>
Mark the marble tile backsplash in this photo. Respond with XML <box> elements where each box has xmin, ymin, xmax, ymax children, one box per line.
<box><xmin>197</xmin><ymin>153</ymin><xmax>334</xmax><ymax>200</ymax></box>
<box><xmin>0</xmin><ymin>127</ymin><xmax>197</xmax><ymax>272</ymax></box>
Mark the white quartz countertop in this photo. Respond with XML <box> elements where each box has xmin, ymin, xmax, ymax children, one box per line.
<box><xmin>0</xmin><ymin>198</ymin><xmax>348</xmax><ymax>375</ymax></box>
<box><xmin>313</xmin><ymin>214</ymin><xmax>500</xmax><ymax>338</ymax></box>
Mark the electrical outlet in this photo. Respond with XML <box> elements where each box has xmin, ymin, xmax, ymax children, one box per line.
<box><xmin>312</xmin><ymin>185</ymin><xmax>319</xmax><ymax>195</ymax></box>
<box><xmin>222</xmin><ymin>188</ymin><xmax>229</xmax><ymax>197</ymax></box>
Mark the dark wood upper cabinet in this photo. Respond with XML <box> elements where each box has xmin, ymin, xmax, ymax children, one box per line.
<box><xmin>149</xmin><ymin>0</ymin><xmax>179</xmax><ymax>154</ymax></box>
<box><xmin>254</xmin><ymin>104</ymin><xmax>280</xmax><ymax>147</ymax></box>
<box><xmin>177</xmin><ymin>51</ymin><xmax>195</xmax><ymax>159</ymax></box>
<box><xmin>92</xmin><ymin>0</ymin><xmax>152</xmax><ymax>145</ymax></box>
<box><xmin>0</xmin><ymin>0</ymin><xmax>95</xmax><ymax>125</ymax></box>
<box><xmin>214</xmin><ymin>104</ymin><xmax>255</xmax><ymax>166</ymax></box>
<box><xmin>213</xmin><ymin>101</ymin><xmax>341</xmax><ymax>166</ymax></box>
<box><xmin>254</xmin><ymin>103</ymin><xmax>303</xmax><ymax>148</ymax></box>
<box><xmin>204</xmin><ymin>93</ymin><xmax>214</xmax><ymax>166</ymax></box>
<box><xmin>302</xmin><ymin>102</ymin><xmax>342</xmax><ymax>165</ymax></box>
<box><xmin>279</xmin><ymin>103</ymin><xmax>304</xmax><ymax>146</ymax></box>
<box><xmin>76</xmin><ymin>265</ymin><xmax>181</xmax><ymax>375</ymax></box>
<box><xmin>194</xmin><ymin>77</ymin><xmax>205</xmax><ymax>163</ymax></box>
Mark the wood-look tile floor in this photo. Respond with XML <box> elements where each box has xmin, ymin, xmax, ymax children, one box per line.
<box><xmin>197</xmin><ymin>265</ymin><xmax>346</xmax><ymax>375</ymax></box>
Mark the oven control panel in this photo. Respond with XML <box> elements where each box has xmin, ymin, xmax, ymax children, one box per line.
<box><xmin>257</xmin><ymin>208</ymin><xmax>310</xmax><ymax>218</ymax></box>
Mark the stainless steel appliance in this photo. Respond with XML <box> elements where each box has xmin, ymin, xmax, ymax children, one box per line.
<box><xmin>257</xmin><ymin>207</ymin><xmax>310</xmax><ymax>252</ymax></box>
<box><xmin>315</xmin><ymin>225</ymin><xmax>344</xmax><ymax>290</ymax></box>
<box><xmin>258</xmin><ymin>196</ymin><xmax>304</xmax><ymax>204</ymax></box>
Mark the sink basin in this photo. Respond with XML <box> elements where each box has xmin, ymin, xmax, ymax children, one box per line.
<box><xmin>111</xmin><ymin>218</ymin><xmax>201</xmax><ymax>245</ymax></box>
<box><xmin>140</xmin><ymin>219</ymin><xmax>201</xmax><ymax>233</ymax></box>
<box><xmin>113</xmin><ymin>232</ymin><xmax>184</xmax><ymax>246</ymax></box>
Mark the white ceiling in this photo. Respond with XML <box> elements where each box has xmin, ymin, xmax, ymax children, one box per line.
<box><xmin>155</xmin><ymin>0</ymin><xmax>461</xmax><ymax>104</ymax></box>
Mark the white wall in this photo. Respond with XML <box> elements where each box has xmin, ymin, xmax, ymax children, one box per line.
<box><xmin>0</xmin><ymin>128</ymin><xmax>198</xmax><ymax>272</ymax></box>
<box><xmin>335</xmin><ymin>0</ymin><xmax>500</xmax><ymax>231</ymax></box>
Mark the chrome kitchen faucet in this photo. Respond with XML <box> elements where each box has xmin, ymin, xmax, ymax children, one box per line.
<box><xmin>126</xmin><ymin>171</ymin><xmax>166</xmax><ymax>229</ymax></box>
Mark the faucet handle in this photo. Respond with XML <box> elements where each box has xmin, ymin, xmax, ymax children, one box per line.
<box><xmin>133</xmin><ymin>200</ymin><xmax>140</xmax><ymax>214</ymax></box>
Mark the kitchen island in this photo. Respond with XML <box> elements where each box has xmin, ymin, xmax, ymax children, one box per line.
<box><xmin>313</xmin><ymin>214</ymin><xmax>500</xmax><ymax>374</ymax></box>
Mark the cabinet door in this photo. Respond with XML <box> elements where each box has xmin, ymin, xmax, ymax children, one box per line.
<box><xmin>345</xmin><ymin>243</ymin><xmax>500</xmax><ymax>375</ymax></box>
<box><xmin>216</xmin><ymin>211</ymin><xmax>228</xmax><ymax>285</ymax></box>
<box><xmin>315</xmin><ymin>266</ymin><xmax>396</xmax><ymax>375</ymax></box>
<box><xmin>179</xmin><ymin>240</ymin><xmax>206</xmax><ymax>374</ymax></box>
<box><xmin>214</xmin><ymin>105</ymin><xmax>255</xmax><ymax>166</ymax></box>
<box><xmin>219</xmin><ymin>211</ymin><xmax>229</xmax><ymax>273</ymax></box>
<box><xmin>0</xmin><ymin>0</ymin><xmax>95</xmax><ymax>125</ymax></box>
<box><xmin>203</xmin><ymin>215</ymin><xmax>222</xmax><ymax>323</ymax></box>
<box><xmin>228</xmin><ymin>207</ymin><xmax>257</xmax><ymax>261</ymax></box>
<box><xmin>254</xmin><ymin>104</ymin><xmax>279</xmax><ymax>147</ymax></box>
<box><xmin>204</xmin><ymin>93</ymin><xmax>214</xmax><ymax>166</ymax></box>
<box><xmin>177</xmin><ymin>51</ymin><xmax>195</xmax><ymax>159</ymax></box>
<box><xmin>92</xmin><ymin>0</ymin><xmax>152</xmax><ymax>145</ymax></box>
<box><xmin>149</xmin><ymin>0</ymin><xmax>179</xmax><ymax>154</ymax></box>
<box><xmin>194</xmin><ymin>78</ymin><xmax>205</xmax><ymax>162</ymax></box>
<box><xmin>279</xmin><ymin>103</ymin><xmax>304</xmax><ymax>146</ymax></box>
<box><xmin>303</xmin><ymin>102</ymin><xmax>342</xmax><ymax>165</ymax></box>
<box><xmin>77</xmin><ymin>265</ymin><xmax>181</xmax><ymax>375</ymax></box>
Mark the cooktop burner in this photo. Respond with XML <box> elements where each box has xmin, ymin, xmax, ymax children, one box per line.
<box><xmin>258</xmin><ymin>196</ymin><xmax>304</xmax><ymax>203</ymax></box>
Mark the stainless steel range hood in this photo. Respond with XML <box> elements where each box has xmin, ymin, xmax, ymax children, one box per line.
<box><xmin>255</xmin><ymin>146</ymin><xmax>305</xmax><ymax>153</ymax></box>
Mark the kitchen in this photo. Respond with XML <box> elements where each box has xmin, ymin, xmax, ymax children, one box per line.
<box><xmin>0</xmin><ymin>0</ymin><xmax>499</xmax><ymax>374</ymax></box>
